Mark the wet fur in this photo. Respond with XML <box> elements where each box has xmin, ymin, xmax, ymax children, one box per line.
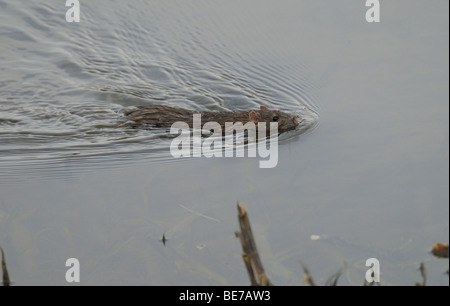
<box><xmin>127</xmin><ymin>105</ymin><xmax>299</xmax><ymax>133</ymax></box>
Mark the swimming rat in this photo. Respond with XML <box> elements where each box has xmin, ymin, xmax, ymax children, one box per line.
<box><xmin>127</xmin><ymin>105</ymin><xmax>300</xmax><ymax>133</ymax></box>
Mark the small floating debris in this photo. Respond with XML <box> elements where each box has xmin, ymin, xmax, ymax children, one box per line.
<box><xmin>325</xmin><ymin>263</ymin><xmax>347</xmax><ymax>286</ymax></box>
<box><xmin>415</xmin><ymin>262</ymin><xmax>427</xmax><ymax>286</ymax></box>
<box><xmin>235</xmin><ymin>201</ymin><xmax>272</xmax><ymax>286</ymax></box>
<box><xmin>196</xmin><ymin>244</ymin><xmax>206</xmax><ymax>251</ymax></box>
<box><xmin>310</xmin><ymin>234</ymin><xmax>321</xmax><ymax>241</ymax></box>
<box><xmin>160</xmin><ymin>234</ymin><xmax>167</xmax><ymax>246</ymax></box>
<box><xmin>431</xmin><ymin>243</ymin><xmax>449</xmax><ymax>258</ymax></box>
<box><xmin>297</xmin><ymin>259</ymin><xmax>316</xmax><ymax>286</ymax></box>
<box><xmin>1</xmin><ymin>245</ymin><xmax>10</xmax><ymax>286</ymax></box>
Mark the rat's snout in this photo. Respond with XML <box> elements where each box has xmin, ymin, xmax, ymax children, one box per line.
<box><xmin>293</xmin><ymin>116</ymin><xmax>299</xmax><ymax>125</ymax></box>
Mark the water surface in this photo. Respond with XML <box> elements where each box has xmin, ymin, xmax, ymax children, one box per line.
<box><xmin>0</xmin><ymin>0</ymin><xmax>448</xmax><ymax>285</ymax></box>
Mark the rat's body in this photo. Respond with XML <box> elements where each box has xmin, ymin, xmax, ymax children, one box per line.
<box><xmin>127</xmin><ymin>105</ymin><xmax>299</xmax><ymax>133</ymax></box>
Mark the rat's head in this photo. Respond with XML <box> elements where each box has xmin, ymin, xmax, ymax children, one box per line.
<box><xmin>248</xmin><ymin>106</ymin><xmax>299</xmax><ymax>133</ymax></box>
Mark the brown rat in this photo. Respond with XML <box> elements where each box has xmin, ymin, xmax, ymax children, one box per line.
<box><xmin>127</xmin><ymin>105</ymin><xmax>299</xmax><ymax>133</ymax></box>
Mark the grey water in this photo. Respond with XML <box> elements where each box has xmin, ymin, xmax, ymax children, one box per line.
<box><xmin>0</xmin><ymin>0</ymin><xmax>448</xmax><ymax>285</ymax></box>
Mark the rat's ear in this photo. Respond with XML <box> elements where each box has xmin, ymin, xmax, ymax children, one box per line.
<box><xmin>260</xmin><ymin>105</ymin><xmax>269</xmax><ymax>110</ymax></box>
<box><xmin>249</xmin><ymin>111</ymin><xmax>260</xmax><ymax>123</ymax></box>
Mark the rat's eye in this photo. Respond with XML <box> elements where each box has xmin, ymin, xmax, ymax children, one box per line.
<box><xmin>272</xmin><ymin>116</ymin><xmax>279</xmax><ymax>122</ymax></box>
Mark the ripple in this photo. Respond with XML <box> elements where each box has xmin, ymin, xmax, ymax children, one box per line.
<box><xmin>0</xmin><ymin>0</ymin><xmax>319</xmax><ymax>183</ymax></box>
